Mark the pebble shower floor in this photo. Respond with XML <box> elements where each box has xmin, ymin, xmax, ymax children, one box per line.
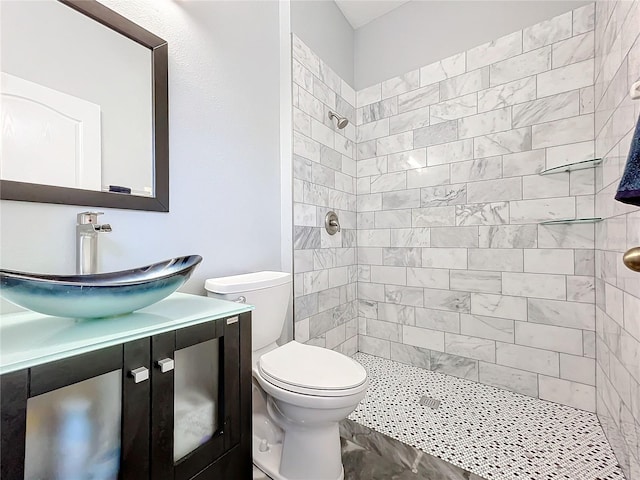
<box><xmin>349</xmin><ymin>353</ymin><xmax>626</xmax><ymax>480</ymax></box>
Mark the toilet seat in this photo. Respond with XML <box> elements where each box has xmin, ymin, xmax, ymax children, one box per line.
<box><xmin>258</xmin><ymin>341</ymin><xmax>367</xmax><ymax>397</ymax></box>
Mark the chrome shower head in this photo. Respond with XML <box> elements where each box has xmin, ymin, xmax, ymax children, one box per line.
<box><xmin>328</xmin><ymin>111</ymin><xmax>349</xmax><ymax>129</ymax></box>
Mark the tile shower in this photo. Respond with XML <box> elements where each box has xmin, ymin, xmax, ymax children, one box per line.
<box><xmin>291</xmin><ymin>1</ymin><xmax>639</xmax><ymax>478</ymax></box>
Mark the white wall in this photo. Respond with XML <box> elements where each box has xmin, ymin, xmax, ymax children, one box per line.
<box><xmin>354</xmin><ymin>0</ymin><xmax>592</xmax><ymax>89</ymax></box>
<box><xmin>0</xmin><ymin>0</ymin><xmax>283</xmax><ymax>299</ymax></box>
<box><xmin>290</xmin><ymin>0</ymin><xmax>355</xmax><ymax>86</ymax></box>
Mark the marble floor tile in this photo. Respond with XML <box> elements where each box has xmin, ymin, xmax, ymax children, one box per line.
<box><xmin>349</xmin><ymin>353</ymin><xmax>626</xmax><ymax>480</ymax></box>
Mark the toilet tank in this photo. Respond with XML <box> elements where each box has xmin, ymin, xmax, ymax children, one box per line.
<box><xmin>204</xmin><ymin>271</ymin><xmax>291</xmax><ymax>351</ymax></box>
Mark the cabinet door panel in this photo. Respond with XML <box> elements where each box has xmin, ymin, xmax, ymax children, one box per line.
<box><xmin>122</xmin><ymin>337</ymin><xmax>151</xmax><ymax>480</ymax></box>
<box><xmin>0</xmin><ymin>370</ymin><xmax>28</xmax><ymax>480</ymax></box>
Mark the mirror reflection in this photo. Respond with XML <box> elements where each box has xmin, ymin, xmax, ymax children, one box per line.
<box><xmin>1</xmin><ymin>0</ymin><xmax>155</xmax><ymax>197</ymax></box>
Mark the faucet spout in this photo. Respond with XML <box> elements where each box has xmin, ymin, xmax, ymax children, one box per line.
<box><xmin>76</xmin><ymin>212</ymin><xmax>112</xmax><ymax>274</ymax></box>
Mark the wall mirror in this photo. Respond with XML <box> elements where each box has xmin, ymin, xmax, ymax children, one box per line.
<box><xmin>0</xmin><ymin>0</ymin><xmax>169</xmax><ymax>211</ymax></box>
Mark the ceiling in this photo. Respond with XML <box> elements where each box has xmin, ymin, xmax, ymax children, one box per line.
<box><xmin>335</xmin><ymin>0</ymin><xmax>410</xmax><ymax>29</ymax></box>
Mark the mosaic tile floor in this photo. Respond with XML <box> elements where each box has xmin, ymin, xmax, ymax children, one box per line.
<box><xmin>350</xmin><ymin>353</ymin><xmax>626</xmax><ymax>480</ymax></box>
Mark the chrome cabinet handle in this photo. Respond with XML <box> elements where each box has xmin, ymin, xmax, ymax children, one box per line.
<box><xmin>156</xmin><ymin>358</ymin><xmax>175</xmax><ymax>373</ymax></box>
<box><xmin>130</xmin><ymin>366</ymin><xmax>149</xmax><ymax>383</ymax></box>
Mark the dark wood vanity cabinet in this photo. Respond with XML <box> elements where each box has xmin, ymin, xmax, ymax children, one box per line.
<box><xmin>0</xmin><ymin>311</ymin><xmax>252</xmax><ymax>480</ymax></box>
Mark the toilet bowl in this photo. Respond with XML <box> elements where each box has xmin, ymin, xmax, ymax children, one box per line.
<box><xmin>205</xmin><ymin>271</ymin><xmax>368</xmax><ymax>480</ymax></box>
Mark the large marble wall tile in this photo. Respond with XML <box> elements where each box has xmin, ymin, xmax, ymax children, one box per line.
<box><xmin>385</xmin><ymin>285</ymin><xmax>424</xmax><ymax>307</ymax></box>
<box><xmin>573</xmin><ymin>3</ymin><xmax>595</xmax><ymax>35</ymax></box>
<box><xmin>412</xmin><ymin>206</ymin><xmax>456</xmax><ymax>227</ymax></box>
<box><xmin>537</xmin><ymin>60</ymin><xmax>595</xmax><ymax>97</ymax></box>
<box><xmin>359</xmin><ymin>335</ymin><xmax>391</xmax><ymax>358</ymax></box>
<box><xmin>528</xmin><ymin>298</ymin><xmax>595</xmax><ymax>330</ymax></box>
<box><xmin>382</xmin><ymin>70</ymin><xmax>419</xmax><ymax>99</ymax></box>
<box><xmin>538</xmin><ymin>223</ymin><xmax>595</xmax><ymax>248</ymax></box>
<box><xmin>430</xmin><ymin>94</ymin><xmax>477</xmax><ymax>124</ymax></box>
<box><xmin>552</xmin><ymin>31</ymin><xmax>595</xmax><ymax>68</ymax></box>
<box><xmin>471</xmin><ymin>293</ymin><xmax>527</xmax><ymax>321</ymax></box>
<box><xmin>378</xmin><ymin>302</ymin><xmax>416</xmax><ymax>325</ymax></box>
<box><xmin>294</xmin><ymin>131</ymin><xmax>321</xmax><ymax>161</ymax></box>
<box><xmin>539</xmin><ymin>375</ymin><xmax>596</xmax><ymax>412</ymax></box>
<box><xmin>357</xmin><ymin>157</ymin><xmax>387</xmax><ymax>177</ymax></box>
<box><xmin>473</xmin><ymin>128</ymin><xmax>532</xmax><ymax>157</ymax></box>
<box><xmin>357</xmin><ymin>118</ymin><xmax>390</xmax><ymax>143</ymax></box>
<box><xmin>365</xmin><ymin>318</ymin><xmax>402</xmax><ymax>342</ymax></box>
<box><xmin>421</xmin><ymin>184</ymin><xmax>468</xmax><ymax>207</ymax></box>
<box><xmin>450</xmin><ymin>156</ymin><xmax>503</xmax><ymax>183</ymax></box>
<box><xmin>468</xmin><ymin>248</ymin><xmax>523</xmax><ymax>272</ymax></box>
<box><xmin>445</xmin><ymin>332</ymin><xmax>496</xmax><ymax>362</ymax></box>
<box><xmin>423</xmin><ymin>288</ymin><xmax>471</xmax><ymax>313</ymax></box>
<box><xmin>292</xmin><ymin>35</ymin><xmax>320</xmax><ymax>76</ymax></box>
<box><xmin>413</xmin><ymin>121</ymin><xmax>458</xmax><ymax>148</ymax></box>
<box><xmin>357</xmin><ymin>229</ymin><xmax>391</xmax><ymax>247</ymax></box>
<box><xmin>524</xmin><ymin>248</ymin><xmax>575</xmax><ymax>275</ymax></box>
<box><xmin>389</xmin><ymin>107</ymin><xmax>431</xmax><ymax>135</ymax></box>
<box><xmin>382</xmin><ymin>247</ymin><xmax>422</xmax><ymax>267</ymax></box>
<box><xmin>427</xmin><ymin>139</ymin><xmax>474</xmax><ymax>166</ymax></box>
<box><xmin>512</xmin><ymin>91</ymin><xmax>580</xmax><ymax>128</ymax></box>
<box><xmin>466</xmin><ymin>177</ymin><xmax>522</xmax><ymax>203</ymax></box>
<box><xmin>403</xmin><ymin>325</ymin><xmax>445</xmax><ymax>351</ymax></box>
<box><xmin>509</xmin><ymin>197</ymin><xmax>576</xmax><ymax>224</ymax></box>
<box><xmin>390</xmin><ymin>228</ymin><xmax>431</xmax><ymax>247</ymax></box>
<box><xmin>523</xmin><ymin>11</ymin><xmax>572</xmax><ymax>51</ymax></box>
<box><xmin>430</xmin><ymin>226</ymin><xmax>477</xmax><ymax>247</ymax></box>
<box><xmin>387</xmin><ymin>149</ymin><xmax>427</xmax><ymax>172</ymax></box>
<box><xmin>440</xmin><ymin>68</ymin><xmax>489</xmax><ymax>101</ymax></box>
<box><xmin>490</xmin><ymin>47</ymin><xmax>551</xmax><ymax>86</ymax></box>
<box><xmin>531</xmin><ymin>114</ymin><xmax>594</xmax><ymax>149</ymax></box>
<box><xmin>374</xmin><ymin>210</ymin><xmax>412</xmax><ymax>229</ymax></box>
<box><xmin>522</xmin><ymin>174</ymin><xmax>570</xmax><ymax>199</ymax></box>
<box><xmin>460</xmin><ymin>314</ymin><xmax>514</xmax><ymax>343</ymax></box>
<box><xmin>456</xmin><ymin>202</ymin><xmax>509</xmax><ymax>226</ymax></box>
<box><xmin>478</xmin><ymin>362</ymin><xmax>539</xmax><ymax>397</ymax></box>
<box><xmin>397</xmin><ymin>84</ymin><xmax>440</xmax><ymax>113</ymax></box>
<box><xmin>478</xmin><ymin>225</ymin><xmax>537</xmax><ymax>248</ymax></box>
<box><xmin>502</xmin><ymin>150</ymin><xmax>545</xmax><ymax>177</ymax></box>
<box><xmin>370</xmin><ymin>171</ymin><xmax>407</xmax><ymax>193</ymax></box>
<box><xmin>450</xmin><ymin>270</ymin><xmax>502</xmax><ymax>293</ymax></box>
<box><xmin>477</xmin><ymin>76</ymin><xmax>536</xmax><ymax>113</ymax></box>
<box><xmin>420</xmin><ymin>51</ymin><xmax>466</xmax><ymax>86</ymax></box>
<box><xmin>383</xmin><ymin>190</ymin><xmax>421</xmax><ymax>210</ymax></box>
<box><xmin>430</xmin><ymin>351</ymin><xmax>479</xmax><ymax>380</ymax></box>
<box><xmin>466</xmin><ymin>30</ymin><xmax>523</xmax><ymax>70</ymax></box>
<box><xmin>358</xmin><ymin>98</ymin><xmax>398</xmax><ymax>125</ymax></box>
<box><xmin>357</xmin><ymin>84</ymin><xmax>382</xmax><ymax>107</ymax></box>
<box><xmin>389</xmin><ymin>342</ymin><xmax>431</xmax><ymax>369</ymax></box>
<box><xmin>515</xmin><ymin>321</ymin><xmax>583</xmax><ymax>355</ymax></box>
<box><xmin>560</xmin><ymin>353</ymin><xmax>596</xmax><ymax>385</ymax></box>
<box><xmin>377</xmin><ymin>132</ymin><xmax>414</xmax><ymax>155</ymax></box>
<box><xmin>421</xmin><ymin>248</ymin><xmax>467</xmax><ymax>269</ymax></box>
<box><xmin>502</xmin><ymin>272</ymin><xmax>567</xmax><ymax>300</ymax></box>
<box><xmin>406</xmin><ymin>164</ymin><xmax>450</xmax><ymax>188</ymax></box>
<box><xmin>458</xmin><ymin>108</ymin><xmax>511</xmax><ymax>139</ymax></box>
<box><xmin>496</xmin><ymin>342</ymin><xmax>559</xmax><ymax>376</ymax></box>
<box><xmin>415</xmin><ymin>307</ymin><xmax>460</xmax><ymax>333</ymax></box>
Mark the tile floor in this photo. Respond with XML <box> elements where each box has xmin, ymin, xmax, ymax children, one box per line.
<box><xmin>349</xmin><ymin>353</ymin><xmax>626</xmax><ymax>480</ymax></box>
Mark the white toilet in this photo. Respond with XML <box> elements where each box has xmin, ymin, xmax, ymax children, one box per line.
<box><xmin>205</xmin><ymin>271</ymin><xmax>368</xmax><ymax>480</ymax></box>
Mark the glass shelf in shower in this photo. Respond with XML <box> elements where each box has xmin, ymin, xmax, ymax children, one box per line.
<box><xmin>538</xmin><ymin>158</ymin><xmax>602</xmax><ymax>175</ymax></box>
<box><xmin>539</xmin><ymin>217</ymin><xmax>603</xmax><ymax>225</ymax></box>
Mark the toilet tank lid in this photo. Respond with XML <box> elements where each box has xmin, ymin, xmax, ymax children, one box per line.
<box><xmin>205</xmin><ymin>271</ymin><xmax>291</xmax><ymax>294</ymax></box>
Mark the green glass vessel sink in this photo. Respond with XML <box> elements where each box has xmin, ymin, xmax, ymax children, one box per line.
<box><xmin>0</xmin><ymin>255</ymin><xmax>202</xmax><ymax>319</ymax></box>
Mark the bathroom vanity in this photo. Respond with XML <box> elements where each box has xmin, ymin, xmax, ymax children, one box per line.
<box><xmin>0</xmin><ymin>293</ymin><xmax>253</xmax><ymax>480</ymax></box>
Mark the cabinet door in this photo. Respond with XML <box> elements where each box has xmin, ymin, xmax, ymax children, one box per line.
<box><xmin>151</xmin><ymin>316</ymin><xmax>242</xmax><ymax>480</ymax></box>
<box><xmin>0</xmin><ymin>340</ymin><xmax>151</xmax><ymax>480</ymax></box>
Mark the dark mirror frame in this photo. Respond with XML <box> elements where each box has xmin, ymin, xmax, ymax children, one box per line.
<box><xmin>0</xmin><ymin>0</ymin><xmax>169</xmax><ymax>212</ymax></box>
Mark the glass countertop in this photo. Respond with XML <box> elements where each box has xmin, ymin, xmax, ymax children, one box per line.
<box><xmin>0</xmin><ymin>292</ymin><xmax>253</xmax><ymax>374</ymax></box>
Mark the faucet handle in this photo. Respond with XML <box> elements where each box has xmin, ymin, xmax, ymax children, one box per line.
<box><xmin>77</xmin><ymin>211</ymin><xmax>105</xmax><ymax>224</ymax></box>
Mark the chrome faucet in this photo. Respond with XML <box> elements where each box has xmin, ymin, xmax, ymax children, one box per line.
<box><xmin>76</xmin><ymin>212</ymin><xmax>112</xmax><ymax>274</ymax></box>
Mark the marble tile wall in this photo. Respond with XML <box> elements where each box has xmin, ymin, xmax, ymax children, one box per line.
<box><xmin>355</xmin><ymin>5</ymin><xmax>600</xmax><ymax>412</ymax></box>
<box><xmin>593</xmin><ymin>1</ymin><xmax>640</xmax><ymax>478</ymax></box>
<box><xmin>291</xmin><ymin>35</ymin><xmax>358</xmax><ymax>355</ymax></box>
